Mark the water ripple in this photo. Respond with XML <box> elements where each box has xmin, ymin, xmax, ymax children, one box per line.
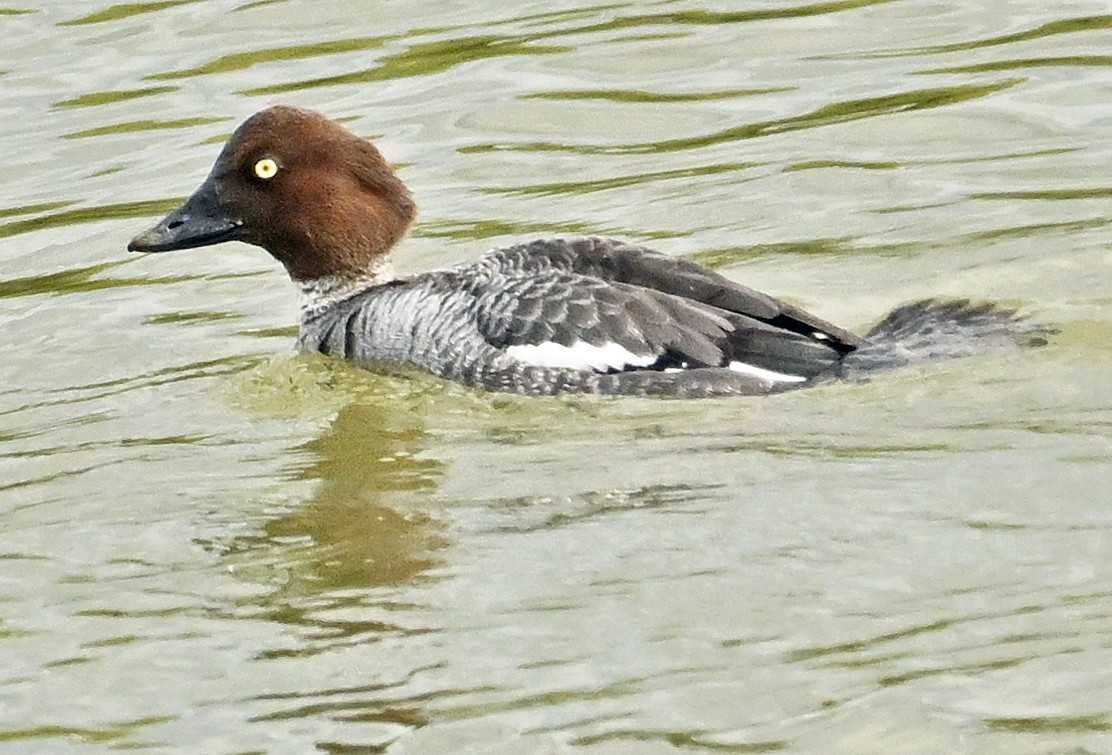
<box><xmin>58</xmin><ymin>1</ymin><xmax>204</xmax><ymax>27</ymax></box>
<box><xmin>147</xmin><ymin>35</ymin><xmax>390</xmax><ymax>81</ymax></box>
<box><xmin>0</xmin><ymin>199</ymin><xmax>183</xmax><ymax>240</ymax></box>
<box><xmin>468</xmin><ymin>79</ymin><xmax>1025</xmax><ymax>155</ymax></box>
<box><xmin>899</xmin><ymin>13</ymin><xmax>1112</xmax><ymax>56</ymax></box>
<box><xmin>241</xmin><ymin>36</ymin><xmax>574</xmax><ymax>97</ymax></box>
<box><xmin>51</xmin><ymin>86</ymin><xmax>179</xmax><ymax>110</ymax></box>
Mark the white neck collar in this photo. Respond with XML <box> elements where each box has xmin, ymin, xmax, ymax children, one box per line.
<box><xmin>296</xmin><ymin>258</ymin><xmax>396</xmax><ymax>317</ymax></box>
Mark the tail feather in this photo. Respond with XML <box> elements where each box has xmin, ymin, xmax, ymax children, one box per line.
<box><xmin>837</xmin><ymin>298</ymin><xmax>1050</xmax><ymax>377</ymax></box>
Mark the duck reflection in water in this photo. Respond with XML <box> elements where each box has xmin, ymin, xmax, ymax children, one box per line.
<box><xmin>223</xmin><ymin>400</ymin><xmax>448</xmax><ymax>627</ymax></box>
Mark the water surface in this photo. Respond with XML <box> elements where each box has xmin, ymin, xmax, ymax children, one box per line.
<box><xmin>1</xmin><ymin>1</ymin><xmax>1110</xmax><ymax>752</ymax></box>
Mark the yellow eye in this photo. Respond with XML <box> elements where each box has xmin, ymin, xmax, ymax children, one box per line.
<box><xmin>253</xmin><ymin>158</ymin><xmax>279</xmax><ymax>180</ymax></box>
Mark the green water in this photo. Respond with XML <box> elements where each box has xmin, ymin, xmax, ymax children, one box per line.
<box><xmin>1</xmin><ymin>1</ymin><xmax>1110</xmax><ymax>752</ymax></box>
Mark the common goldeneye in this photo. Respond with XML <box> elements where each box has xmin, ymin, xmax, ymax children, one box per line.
<box><xmin>129</xmin><ymin>106</ymin><xmax>1039</xmax><ymax>397</ymax></box>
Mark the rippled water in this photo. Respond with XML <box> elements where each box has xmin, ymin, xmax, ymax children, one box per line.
<box><xmin>2</xmin><ymin>1</ymin><xmax>1111</xmax><ymax>752</ymax></box>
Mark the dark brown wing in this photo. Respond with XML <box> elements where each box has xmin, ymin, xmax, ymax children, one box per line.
<box><xmin>479</xmin><ymin>236</ymin><xmax>868</xmax><ymax>353</ymax></box>
<box><xmin>464</xmin><ymin>238</ymin><xmax>855</xmax><ymax>377</ymax></box>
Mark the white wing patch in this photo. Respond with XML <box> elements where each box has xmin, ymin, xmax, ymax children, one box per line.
<box><xmin>728</xmin><ymin>361</ymin><xmax>807</xmax><ymax>384</ymax></box>
<box><xmin>507</xmin><ymin>341</ymin><xmax>658</xmax><ymax>372</ymax></box>
<box><xmin>506</xmin><ymin>342</ymin><xmax>808</xmax><ymax>382</ymax></box>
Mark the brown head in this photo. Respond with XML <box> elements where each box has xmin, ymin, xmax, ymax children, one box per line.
<box><xmin>128</xmin><ymin>106</ymin><xmax>417</xmax><ymax>282</ymax></box>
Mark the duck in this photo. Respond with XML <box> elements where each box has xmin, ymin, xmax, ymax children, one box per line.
<box><xmin>129</xmin><ymin>106</ymin><xmax>1039</xmax><ymax>397</ymax></box>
